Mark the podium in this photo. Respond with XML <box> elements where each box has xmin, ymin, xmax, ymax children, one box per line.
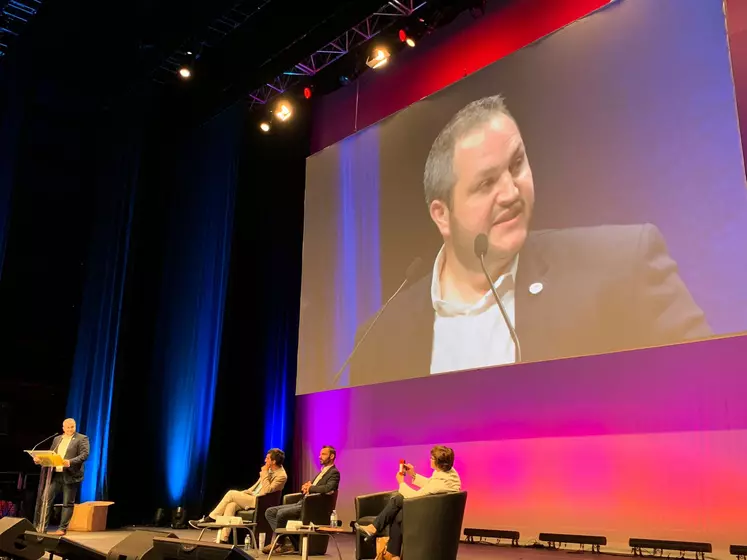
<box><xmin>24</xmin><ymin>450</ymin><xmax>64</xmax><ymax>532</ymax></box>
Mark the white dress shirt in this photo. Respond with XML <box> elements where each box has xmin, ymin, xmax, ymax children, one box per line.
<box><xmin>312</xmin><ymin>465</ymin><xmax>332</xmax><ymax>486</ymax></box>
<box><xmin>55</xmin><ymin>435</ymin><xmax>73</xmax><ymax>473</ymax></box>
<box><xmin>430</xmin><ymin>246</ymin><xmax>518</xmax><ymax>375</ymax></box>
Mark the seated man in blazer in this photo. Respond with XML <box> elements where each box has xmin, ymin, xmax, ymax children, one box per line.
<box><xmin>356</xmin><ymin>446</ymin><xmax>461</xmax><ymax>560</ymax></box>
<box><xmin>349</xmin><ymin>94</ymin><xmax>711</xmax><ymax>387</ymax></box>
<box><xmin>191</xmin><ymin>448</ymin><xmax>287</xmax><ymax>541</ymax></box>
<box><xmin>33</xmin><ymin>418</ymin><xmax>90</xmax><ymax>535</ymax></box>
<box><xmin>263</xmin><ymin>445</ymin><xmax>340</xmax><ymax>555</ymax></box>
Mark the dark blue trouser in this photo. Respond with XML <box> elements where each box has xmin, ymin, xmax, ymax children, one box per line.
<box><xmin>373</xmin><ymin>492</ymin><xmax>404</xmax><ymax>556</ymax></box>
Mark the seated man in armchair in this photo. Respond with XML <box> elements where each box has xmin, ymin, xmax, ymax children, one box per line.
<box><xmin>263</xmin><ymin>445</ymin><xmax>340</xmax><ymax>555</ymax></box>
<box><xmin>190</xmin><ymin>448</ymin><xmax>287</xmax><ymax>542</ymax></box>
<box><xmin>356</xmin><ymin>446</ymin><xmax>461</xmax><ymax>560</ymax></box>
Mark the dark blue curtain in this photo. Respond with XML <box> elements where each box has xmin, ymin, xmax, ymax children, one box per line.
<box><xmin>65</xmin><ymin>112</ymin><xmax>142</xmax><ymax>501</ymax></box>
<box><xmin>0</xmin><ymin>56</ymin><xmax>25</xmax><ymax>281</ymax></box>
<box><xmin>152</xmin><ymin>106</ymin><xmax>242</xmax><ymax>507</ymax></box>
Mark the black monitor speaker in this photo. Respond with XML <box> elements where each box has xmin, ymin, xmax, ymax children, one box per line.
<box><xmin>107</xmin><ymin>530</ymin><xmax>177</xmax><ymax>560</ymax></box>
<box><xmin>0</xmin><ymin>518</ymin><xmax>43</xmax><ymax>560</ymax></box>
<box><xmin>22</xmin><ymin>531</ymin><xmax>106</xmax><ymax>560</ymax></box>
<box><xmin>151</xmin><ymin>537</ymin><xmax>254</xmax><ymax>560</ymax></box>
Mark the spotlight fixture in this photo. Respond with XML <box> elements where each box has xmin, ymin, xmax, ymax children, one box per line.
<box><xmin>170</xmin><ymin>506</ymin><xmax>188</xmax><ymax>529</ymax></box>
<box><xmin>731</xmin><ymin>545</ymin><xmax>747</xmax><ymax>560</ymax></box>
<box><xmin>275</xmin><ymin>102</ymin><xmax>292</xmax><ymax>122</ymax></box>
<box><xmin>398</xmin><ymin>29</ymin><xmax>416</xmax><ymax>47</ymax></box>
<box><xmin>540</xmin><ymin>533</ymin><xmax>607</xmax><ymax>553</ymax></box>
<box><xmin>303</xmin><ymin>86</ymin><xmax>313</xmax><ymax>99</ymax></box>
<box><xmin>630</xmin><ymin>538</ymin><xmax>712</xmax><ymax>560</ymax></box>
<box><xmin>366</xmin><ymin>47</ymin><xmax>390</xmax><ymax>69</ymax></box>
<box><xmin>178</xmin><ymin>67</ymin><xmax>192</xmax><ymax>79</ymax></box>
<box><xmin>259</xmin><ymin>122</ymin><xmax>271</xmax><ymax>132</ymax></box>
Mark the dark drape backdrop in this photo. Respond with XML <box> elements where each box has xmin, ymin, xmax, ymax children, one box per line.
<box><xmin>0</xmin><ymin>55</ymin><xmax>25</xmax><ymax>283</ymax></box>
<box><xmin>202</xmin><ymin>108</ymin><xmax>309</xmax><ymax>506</ymax></box>
<box><xmin>65</xmin><ymin>106</ymin><xmax>144</xmax><ymax>502</ymax></box>
<box><xmin>100</xmin><ymin>103</ymin><xmax>308</xmax><ymax>524</ymax></box>
<box><xmin>0</xmin><ymin>41</ymin><xmax>305</xmax><ymax>519</ymax></box>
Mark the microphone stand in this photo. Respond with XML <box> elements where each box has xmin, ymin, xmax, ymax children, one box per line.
<box><xmin>330</xmin><ymin>276</ymin><xmax>411</xmax><ymax>388</ymax></box>
<box><xmin>478</xmin><ymin>254</ymin><xmax>522</xmax><ymax>363</ymax></box>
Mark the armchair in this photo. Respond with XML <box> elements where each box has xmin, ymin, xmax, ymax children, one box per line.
<box><xmin>282</xmin><ymin>491</ymin><xmax>338</xmax><ymax>555</ymax></box>
<box><xmin>355</xmin><ymin>491</ymin><xmax>468</xmax><ymax>560</ymax></box>
<box><xmin>237</xmin><ymin>490</ymin><xmax>282</xmax><ymax>542</ymax></box>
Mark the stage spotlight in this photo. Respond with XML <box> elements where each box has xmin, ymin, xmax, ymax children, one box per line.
<box><xmin>178</xmin><ymin>67</ymin><xmax>192</xmax><ymax>79</ymax></box>
<box><xmin>259</xmin><ymin>122</ymin><xmax>271</xmax><ymax>132</ymax></box>
<box><xmin>275</xmin><ymin>102</ymin><xmax>292</xmax><ymax>122</ymax></box>
<box><xmin>366</xmin><ymin>47</ymin><xmax>390</xmax><ymax>69</ymax></box>
<box><xmin>398</xmin><ymin>29</ymin><xmax>416</xmax><ymax>47</ymax></box>
<box><xmin>170</xmin><ymin>506</ymin><xmax>188</xmax><ymax>529</ymax></box>
<box><xmin>303</xmin><ymin>87</ymin><xmax>313</xmax><ymax>99</ymax></box>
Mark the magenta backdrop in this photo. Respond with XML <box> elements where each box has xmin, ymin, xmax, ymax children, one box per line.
<box><xmin>297</xmin><ymin>0</ymin><xmax>747</xmax><ymax>553</ymax></box>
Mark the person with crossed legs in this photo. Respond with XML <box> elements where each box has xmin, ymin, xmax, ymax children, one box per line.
<box><xmin>263</xmin><ymin>445</ymin><xmax>340</xmax><ymax>555</ymax></box>
<box><xmin>356</xmin><ymin>446</ymin><xmax>461</xmax><ymax>560</ymax></box>
<box><xmin>190</xmin><ymin>448</ymin><xmax>287</xmax><ymax>542</ymax></box>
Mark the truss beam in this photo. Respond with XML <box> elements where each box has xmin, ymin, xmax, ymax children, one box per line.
<box><xmin>248</xmin><ymin>0</ymin><xmax>426</xmax><ymax>107</ymax></box>
<box><xmin>0</xmin><ymin>0</ymin><xmax>42</xmax><ymax>59</ymax></box>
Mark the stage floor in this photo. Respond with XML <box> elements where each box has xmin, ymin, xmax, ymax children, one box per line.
<box><xmin>63</xmin><ymin>527</ymin><xmax>612</xmax><ymax>560</ymax></box>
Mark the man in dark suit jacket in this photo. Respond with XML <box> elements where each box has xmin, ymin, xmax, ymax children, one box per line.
<box><xmin>263</xmin><ymin>445</ymin><xmax>340</xmax><ymax>555</ymax></box>
<box><xmin>35</xmin><ymin>418</ymin><xmax>90</xmax><ymax>534</ymax></box>
<box><xmin>349</xmin><ymin>95</ymin><xmax>710</xmax><ymax>388</ymax></box>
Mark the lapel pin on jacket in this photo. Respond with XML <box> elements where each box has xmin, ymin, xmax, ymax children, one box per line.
<box><xmin>529</xmin><ymin>282</ymin><xmax>544</xmax><ymax>295</ymax></box>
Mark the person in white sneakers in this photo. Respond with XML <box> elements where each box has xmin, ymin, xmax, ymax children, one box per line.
<box><xmin>190</xmin><ymin>448</ymin><xmax>287</xmax><ymax>542</ymax></box>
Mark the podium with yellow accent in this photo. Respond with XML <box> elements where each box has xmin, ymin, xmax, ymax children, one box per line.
<box><xmin>24</xmin><ymin>450</ymin><xmax>64</xmax><ymax>532</ymax></box>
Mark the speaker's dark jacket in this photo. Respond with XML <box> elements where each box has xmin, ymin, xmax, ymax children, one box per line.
<box><xmin>52</xmin><ymin>433</ymin><xmax>90</xmax><ymax>484</ymax></box>
<box><xmin>308</xmin><ymin>465</ymin><xmax>340</xmax><ymax>496</ymax></box>
<box><xmin>349</xmin><ymin>224</ymin><xmax>711</xmax><ymax>387</ymax></box>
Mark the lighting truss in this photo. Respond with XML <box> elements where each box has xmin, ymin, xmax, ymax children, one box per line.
<box><xmin>151</xmin><ymin>0</ymin><xmax>272</xmax><ymax>83</ymax></box>
<box><xmin>248</xmin><ymin>0</ymin><xmax>426</xmax><ymax>107</ymax></box>
<box><xmin>0</xmin><ymin>0</ymin><xmax>43</xmax><ymax>59</ymax></box>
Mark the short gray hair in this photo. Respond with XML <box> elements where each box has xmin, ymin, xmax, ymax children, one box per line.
<box><xmin>423</xmin><ymin>95</ymin><xmax>513</xmax><ymax>208</ymax></box>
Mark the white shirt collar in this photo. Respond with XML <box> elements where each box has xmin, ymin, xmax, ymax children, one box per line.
<box><xmin>431</xmin><ymin>245</ymin><xmax>519</xmax><ymax>316</ymax></box>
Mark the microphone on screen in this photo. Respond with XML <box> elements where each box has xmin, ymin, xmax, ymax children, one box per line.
<box><xmin>474</xmin><ymin>233</ymin><xmax>522</xmax><ymax>362</ymax></box>
<box><xmin>330</xmin><ymin>257</ymin><xmax>425</xmax><ymax>388</ymax></box>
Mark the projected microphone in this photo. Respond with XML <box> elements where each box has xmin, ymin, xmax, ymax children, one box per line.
<box><xmin>31</xmin><ymin>433</ymin><xmax>59</xmax><ymax>451</ymax></box>
<box><xmin>331</xmin><ymin>257</ymin><xmax>425</xmax><ymax>388</ymax></box>
<box><xmin>474</xmin><ymin>233</ymin><xmax>522</xmax><ymax>362</ymax></box>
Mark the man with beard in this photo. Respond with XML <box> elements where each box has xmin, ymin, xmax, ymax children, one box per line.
<box><xmin>349</xmin><ymin>95</ymin><xmax>710</xmax><ymax>387</ymax></box>
<box><xmin>262</xmin><ymin>445</ymin><xmax>340</xmax><ymax>555</ymax></box>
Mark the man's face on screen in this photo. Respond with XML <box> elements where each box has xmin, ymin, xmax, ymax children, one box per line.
<box><xmin>433</xmin><ymin>113</ymin><xmax>534</xmax><ymax>266</ymax></box>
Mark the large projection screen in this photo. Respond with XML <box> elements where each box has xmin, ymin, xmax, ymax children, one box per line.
<box><xmin>297</xmin><ymin>0</ymin><xmax>747</xmax><ymax>396</ymax></box>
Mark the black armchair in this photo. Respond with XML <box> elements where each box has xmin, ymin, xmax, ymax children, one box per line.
<box><xmin>355</xmin><ymin>491</ymin><xmax>396</xmax><ymax>559</ymax></box>
<box><xmin>282</xmin><ymin>491</ymin><xmax>338</xmax><ymax>555</ymax></box>
<box><xmin>355</xmin><ymin>491</ymin><xmax>468</xmax><ymax>560</ymax></box>
<box><xmin>237</xmin><ymin>490</ymin><xmax>282</xmax><ymax>542</ymax></box>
